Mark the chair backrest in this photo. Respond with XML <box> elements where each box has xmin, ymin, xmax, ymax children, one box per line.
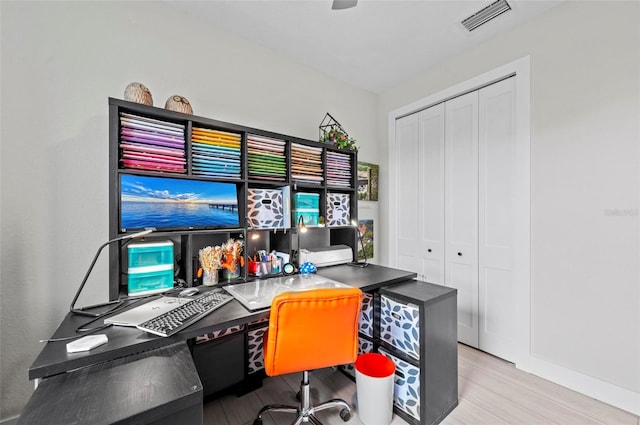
<box><xmin>263</xmin><ymin>287</ymin><xmax>363</xmax><ymax>376</ymax></box>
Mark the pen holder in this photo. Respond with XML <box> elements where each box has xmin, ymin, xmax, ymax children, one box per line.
<box><xmin>249</xmin><ymin>261</ymin><xmax>272</xmax><ymax>277</ymax></box>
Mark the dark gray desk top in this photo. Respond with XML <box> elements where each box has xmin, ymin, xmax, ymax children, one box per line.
<box><xmin>19</xmin><ymin>343</ymin><xmax>202</xmax><ymax>425</ymax></box>
<box><xmin>318</xmin><ymin>263</ymin><xmax>416</xmax><ymax>291</ymax></box>
<box><xmin>28</xmin><ymin>264</ymin><xmax>415</xmax><ymax>381</ymax></box>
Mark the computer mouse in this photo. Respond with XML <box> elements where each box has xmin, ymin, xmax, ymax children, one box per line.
<box><xmin>179</xmin><ymin>287</ymin><xmax>199</xmax><ymax>297</ymax></box>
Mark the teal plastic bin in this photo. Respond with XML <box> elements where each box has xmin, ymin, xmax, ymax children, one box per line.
<box><xmin>294</xmin><ymin>192</ymin><xmax>320</xmax><ymax>210</ymax></box>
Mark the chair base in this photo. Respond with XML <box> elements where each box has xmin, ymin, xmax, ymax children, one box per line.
<box><xmin>254</xmin><ymin>371</ymin><xmax>352</xmax><ymax>425</ymax></box>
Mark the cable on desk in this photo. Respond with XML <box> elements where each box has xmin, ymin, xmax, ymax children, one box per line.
<box><xmin>38</xmin><ymin>290</ymin><xmax>180</xmax><ymax>343</ymax></box>
<box><xmin>39</xmin><ymin>323</ymin><xmax>113</xmax><ymax>343</ymax></box>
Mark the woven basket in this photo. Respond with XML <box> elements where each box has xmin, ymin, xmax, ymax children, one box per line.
<box><xmin>123</xmin><ymin>82</ymin><xmax>153</xmax><ymax>106</ymax></box>
<box><xmin>165</xmin><ymin>95</ymin><xmax>193</xmax><ymax>114</ymax></box>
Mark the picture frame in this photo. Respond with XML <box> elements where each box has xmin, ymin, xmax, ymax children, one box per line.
<box><xmin>357</xmin><ymin>204</ymin><xmax>378</xmax><ymax>264</ymax></box>
<box><xmin>357</xmin><ymin>162</ymin><xmax>379</xmax><ymax>201</ymax></box>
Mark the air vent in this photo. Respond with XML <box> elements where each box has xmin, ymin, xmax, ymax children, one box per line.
<box><xmin>461</xmin><ymin>0</ymin><xmax>511</xmax><ymax>31</ymax></box>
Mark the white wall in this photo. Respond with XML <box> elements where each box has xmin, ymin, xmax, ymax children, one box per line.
<box><xmin>378</xmin><ymin>1</ymin><xmax>639</xmax><ymax>414</ymax></box>
<box><xmin>0</xmin><ymin>1</ymin><xmax>377</xmax><ymax>419</ymax></box>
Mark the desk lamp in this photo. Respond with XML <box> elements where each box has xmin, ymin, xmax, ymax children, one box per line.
<box><xmin>348</xmin><ymin>220</ymin><xmax>369</xmax><ymax>268</ymax></box>
<box><xmin>70</xmin><ymin>228</ymin><xmax>154</xmax><ymax>317</ymax></box>
<box><xmin>296</xmin><ymin>215</ymin><xmax>307</xmax><ymax>267</ymax></box>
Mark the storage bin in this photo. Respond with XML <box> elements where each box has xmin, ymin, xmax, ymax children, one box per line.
<box><xmin>378</xmin><ymin>348</ymin><xmax>421</xmax><ymax>421</ymax></box>
<box><xmin>127</xmin><ymin>268</ymin><xmax>174</xmax><ymax>296</ymax></box>
<box><xmin>247</xmin><ymin>188</ymin><xmax>285</xmax><ymax>229</ymax></box>
<box><xmin>195</xmin><ymin>325</ymin><xmax>244</xmax><ymax>344</ymax></box>
<box><xmin>128</xmin><ymin>241</ymin><xmax>174</xmax><ymax>269</ymax></box>
<box><xmin>380</xmin><ymin>295</ymin><xmax>420</xmax><ymax>359</ymax></box>
<box><xmin>326</xmin><ymin>193</ymin><xmax>350</xmax><ymax>226</ymax></box>
<box><xmin>294</xmin><ymin>209</ymin><xmax>319</xmax><ymax>226</ymax></box>
<box><xmin>247</xmin><ymin>327</ymin><xmax>267</xmax><ymax>374</ymax></box>
<box><xmin>293</xmin><ymin>192</ymin><xmax>320</xmax><ymax>210</ymax></box>
<box><xmin>359</xmin><ymin>292</ymin><xmax>374</xmax><ymax>337</ymax></box>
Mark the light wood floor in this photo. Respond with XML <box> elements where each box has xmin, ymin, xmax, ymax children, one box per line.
<box><xmin>204</xmin><ymin>344</ymin><xmax>639</xmax><ymax>425</ymax></box>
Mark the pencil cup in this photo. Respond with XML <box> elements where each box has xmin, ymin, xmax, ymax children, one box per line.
<box><xmin>249</xmin><ymin>261</ymin><xmax>271</xmax><ymax>277</ymax></box>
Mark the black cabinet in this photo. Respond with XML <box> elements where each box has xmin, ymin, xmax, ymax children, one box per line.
<box><xmin>191</xmin><ymin>331</ymin><xmax>245</xmax><ymax>397</ymax></box>
<box><xmin>108</xmin><ymin>98</ymin><xmax>358</xmax><ymax>300</ymax></box>
<box><xmin>378</xmin><ymin>281</ymin><xmax>458</xmax><ymax>425</ymax></box>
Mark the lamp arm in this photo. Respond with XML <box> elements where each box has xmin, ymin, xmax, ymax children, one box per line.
<box><xmin>69</xmin><ymin>239</ymin><xmax>112</xmax><ymax>314</ymax></box>
<box><xmin>357</xmin><ymin>230</ymin><xmax>368</xmax><ymax>263</ymax></box>
<box><xmin>348</xmin><ymin>224</ymin><xmax>369</xmax><ymax>268</ymax></box>
<box><xmin>70</xmin><ymin>229</ymin><xmax>154</xmax><ymax>317</ymax></box>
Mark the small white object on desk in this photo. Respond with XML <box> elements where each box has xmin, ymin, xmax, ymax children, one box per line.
<box><xmin>66</xmin><ymin>334</ymin><xmax>108</xmax><ymax>353</ymax></box>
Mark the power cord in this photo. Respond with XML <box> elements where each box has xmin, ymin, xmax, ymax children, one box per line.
<box><xmin>39</xmin><ymin>294</ymin><xmax>160</xmax><ymax>343</ymax></box>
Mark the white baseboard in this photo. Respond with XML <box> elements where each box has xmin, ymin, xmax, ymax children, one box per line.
<box><xmin>518</xmin><ymin>355</ymin><xmax>640</xmax><ymax>417</ymax></box>
<box><xmin>0</xmin><ymin>416</ymin><xmax>19</xmax><ymax>425</ymax></box>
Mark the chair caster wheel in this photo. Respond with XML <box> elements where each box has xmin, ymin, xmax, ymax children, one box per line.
<box><xmin>340</xmin><ymin>408</ymin><xmax>351</xmax><ymax>422</ymax></box>
<box><xmin>253</xmin><ymin>418</ymin><xmax>263</xmax><ymax>425</ymax></box>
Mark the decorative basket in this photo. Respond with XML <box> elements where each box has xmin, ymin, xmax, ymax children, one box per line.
<box><xmin>123</xmin><ymin>82</ymin><xmax>153</xmax><ymax>106</ymax></box>
<box><xmin>165</xmin><ymin>95</ymin><xmax>193</xmax><ymax>114</ymax></box>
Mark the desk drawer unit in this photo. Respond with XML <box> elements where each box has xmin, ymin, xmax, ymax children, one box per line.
<box><xmin>379</xmin><ymin>281</ymin><xmax>458</xmax><ymax>425</ymax></box>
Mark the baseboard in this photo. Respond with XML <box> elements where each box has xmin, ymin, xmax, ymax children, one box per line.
<box><xmin>0</xmin><ymin>416</ymin><xmax>19</xmax><ymax>425</ymax></box>
<box><xmin>518</xmin><ymin>355</ymin><xmax>640</xmax><ymax>417</ymax></box>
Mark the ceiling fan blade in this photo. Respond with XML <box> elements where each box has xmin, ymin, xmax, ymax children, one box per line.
<box><xmin>332</xmin><ymin>0</ymin><xmax>358</xmax><ymax>10</ymax></box>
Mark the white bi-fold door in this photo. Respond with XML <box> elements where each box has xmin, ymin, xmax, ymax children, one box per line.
<box><xmin>395</xmin><ymin>104</ymin><xmax>445</xmax><ymax>286</ymax></box>
<box><xmin>445</xmin><ymin>91</ymin><xmax>480</xmax><ymax>347</ymax></box>
<box><xmin>477</xmin><ymin>78</ymin><xmax>518</xmax><ymax>361</ymax></box>
<box><xmin>393</xmin><ymin>77</ymin><xmax>518</xmax><ymax>362</ymax></box>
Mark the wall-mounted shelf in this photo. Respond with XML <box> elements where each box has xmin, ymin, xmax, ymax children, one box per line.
<box><xmin>108</xmin><ymin>98</ymin><xmax>358</xmax><ymax>300</ymax></box>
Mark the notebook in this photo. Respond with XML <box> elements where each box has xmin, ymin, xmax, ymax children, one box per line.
<box><xmin>104</xmin><ymin>297</ymin><xmax>189</xmax><ymax>327</ymax></box>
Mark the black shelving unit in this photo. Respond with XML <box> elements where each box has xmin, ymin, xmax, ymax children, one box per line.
<box><xmin>108</xmin><ymin>98</ymin><xmax>358</xmax><ymax>300</ymax></box>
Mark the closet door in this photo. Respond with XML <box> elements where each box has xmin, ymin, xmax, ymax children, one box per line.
<box><xmin>395</xmin><ymin>113</ymin><xmax>422</xmax><ymax>277</ymax></box>
<box><xmin>445</xmin><ymin>91</ymin><xmax>479</xmax><ymax>347</ymax></box>
<box><xmin>418</xmin><ymin>104</ymin><xmax>445</xmax><ymax>284</ymax></box>
<box><xmin>478</xmin><ymin>77</ymin><xmax>517</xmax><ymax>360</ymax></box>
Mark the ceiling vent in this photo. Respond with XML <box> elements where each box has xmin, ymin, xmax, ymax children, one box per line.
<box><xmin>461</xmin><ymin>0</ymin><xmax>512</xmax><ymax>31</ymax></box>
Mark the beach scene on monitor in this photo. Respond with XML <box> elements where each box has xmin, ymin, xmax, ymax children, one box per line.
<box><xmin>120</xmin><ymin>174</ymin><xmax>239</xmax><ymax>231</ymax></box>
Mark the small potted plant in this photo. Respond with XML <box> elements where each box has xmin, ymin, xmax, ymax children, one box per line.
<box><xmin>319</xmin><ymin>112</ymin><xmax>359</xmax><ymax>151</ymax></box>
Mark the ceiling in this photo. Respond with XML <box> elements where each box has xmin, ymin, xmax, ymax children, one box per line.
<box><xmin>166</xmin><ymin>0</ymin><xmax>564</xmax><ymax>94</ymax></box>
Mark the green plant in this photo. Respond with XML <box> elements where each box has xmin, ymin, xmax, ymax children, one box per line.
<box><xmin>321</xmin><ymin>126</ymin><xmax>359</xmax><ymax>151</ymax></box>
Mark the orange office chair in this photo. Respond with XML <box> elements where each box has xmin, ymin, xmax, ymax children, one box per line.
<box><xmin>253</xmin><ymin>287</ymin><xmax>363</xmax><ymax>425</ymax></box>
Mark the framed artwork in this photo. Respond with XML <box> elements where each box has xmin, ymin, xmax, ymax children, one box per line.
<box><xmin>357</xmin><ymin>203</ymin><xmax>378</xmax><ymax>264</ymax></box>
<box><xmin>357</xmin><ymin>218</ymin><xmax>374</xmax><ymax>262</ymax></box>
<box><xmin>357</xmin><ymin>162</ymin><xmax>379</xmax><ymax>201</ymax></box>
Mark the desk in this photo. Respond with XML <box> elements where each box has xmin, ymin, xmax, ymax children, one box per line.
<box><xmin>22</xmin><ymin>264</ymin><xmax>417</xmax><ymax>424</ymax></box>
<box><xmin>19</xmin><ymin>343</ymin><xmax>202</xmax><ymax>425</ymax></box>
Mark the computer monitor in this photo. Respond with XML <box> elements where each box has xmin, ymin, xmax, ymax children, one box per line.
<box><xmin>119</xmin><ymin>174</ymin><xmax>240</xmax><ymax>233</ymax></box>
